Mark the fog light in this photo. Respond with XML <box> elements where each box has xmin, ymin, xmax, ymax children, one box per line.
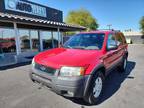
<box><xmin>68</xmin><ymin>91</ymin><xmax>74</xmax><ymax>96</ymax></box>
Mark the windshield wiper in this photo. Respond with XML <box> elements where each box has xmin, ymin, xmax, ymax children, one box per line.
<box><xmin>63</xmin><ymin>46</ymin><xmax>72</xmax><ymax>49</ymax></box>
<box><xmin>73</xmin><ymin>46</ymin><xmax>86</xmax><ymax>50</ymax></box>
<box><xmin>64</xmin><ymin>46</ymin><xmax>86</xmax><ymax>50</ymax></box>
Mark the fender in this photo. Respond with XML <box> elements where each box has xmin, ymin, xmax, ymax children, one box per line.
<box><xmin>83</xmin><ymin>64</ymin><xmax>106</xmax><ymax>98</ymax></box>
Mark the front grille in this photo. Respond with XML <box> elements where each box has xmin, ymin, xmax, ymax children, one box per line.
<box><xmin>35</xmin><ymin>63</ymin><xmax>56</xmax><ymax>75</ymax></box>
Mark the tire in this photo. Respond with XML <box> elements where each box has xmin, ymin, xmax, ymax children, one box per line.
<box><xmin>84</xmin><ymin>71</ymin><xmax>105</xmax><ymax>105</ymax></box>
<box><xmin>119</xmin><ymin>57</ymin><xmax>127</xmax><ymax>73</ymax></box>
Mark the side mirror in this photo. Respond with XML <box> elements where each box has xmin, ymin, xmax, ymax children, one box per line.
<box><xmin>107</xmin><ymin>43</ymin><xmax>118</xmax><ymax>51</ymax></box>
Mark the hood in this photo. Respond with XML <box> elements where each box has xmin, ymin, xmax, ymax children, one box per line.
<box><xmin>34</xmin><ymin>48</ymin><xmax>101</xmax><ymax>69</ymax></box>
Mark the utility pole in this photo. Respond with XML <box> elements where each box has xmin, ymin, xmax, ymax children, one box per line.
<box><xmin>107</xmin><ymin>24</ymin><xmax>112</xmax><ymax>30</ymax></box>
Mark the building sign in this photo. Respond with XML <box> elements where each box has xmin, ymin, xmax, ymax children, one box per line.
<box><xmin>4</xmin><ymin>0</ymin><xmax>47</xmax><ymax>17</ymax></box>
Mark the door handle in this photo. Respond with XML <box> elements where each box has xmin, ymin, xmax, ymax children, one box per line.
<box><xmin>100</xmin><ymin>52</ymin><xmax>113</xmax><ymax>59</ymax></box>
<box><xmin>113</xmin><ymin>51</ymin><xmax>118</xmax><ymax>54</ymax></box>
<box><xmin>104</xmin><ymin>53</ymin><xmax>113</xmax><ymax>58</ymax></box>
<box><xmin>107</xmin><ymin>53</ymin><xmax>113</xmax><ymax>57</ymax></box>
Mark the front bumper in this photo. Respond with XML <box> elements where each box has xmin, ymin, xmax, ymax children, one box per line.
<box><xmin>30</xmin><ymin>67</ymin><xmax>89</xmax><ymax>98</ymax></box>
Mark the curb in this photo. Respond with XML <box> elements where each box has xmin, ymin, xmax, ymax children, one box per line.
<box><xmin>0</xmin><ymin>61</ymin><xmax>31</xmax><ymax>70</ymax></box>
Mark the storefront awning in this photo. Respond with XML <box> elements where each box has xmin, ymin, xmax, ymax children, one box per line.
<box><xmin>0</xmin><ymin>12</ymin><xmax>86</xmax><ymax>31</ymax></box>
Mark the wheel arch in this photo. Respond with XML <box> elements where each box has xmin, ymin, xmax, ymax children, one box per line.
<box><xmin>83</xmin><ymin>64</ymin><xmax>106</xmax><ymax>98</ymax></box>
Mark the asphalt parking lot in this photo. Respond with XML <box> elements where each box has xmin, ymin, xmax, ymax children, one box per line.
<box><xmin>0</xmin><ymin>45</ymin><xmax>144</xmax><ymax>108</ymax></box>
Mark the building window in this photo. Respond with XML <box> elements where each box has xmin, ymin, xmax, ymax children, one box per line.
<box><xmin>42</xmin><ymin>31</ymin><xmax>52</xmax><ymax>50</ymax></box>
<box><xmin>31</xmin><ymin>30</ymin><xmax>39</xmax><ymax>51</ymax></box>
<box><xmin>53</xmin><ymin>32</ymin><xmax>63</xmax><ymax>48</ymax></box>
<box><xmin>0</xmin><ymin>28</ymin><xmax>16</xmax><ymax>53</ymax></box>
<box><xmin>19</xmin><ymin>29</ymin><xmax>30</xmax><ymax>52</ymax></box>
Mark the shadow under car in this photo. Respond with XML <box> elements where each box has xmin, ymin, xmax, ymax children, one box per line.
<box><xmin>67</xmin><ymin>61</ymin><xmax>136</xmax><ymax>106</ymax></box>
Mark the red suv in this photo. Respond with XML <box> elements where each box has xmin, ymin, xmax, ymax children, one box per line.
<box><xmin>30</xmin><ymin>30</ymin><xmax>128</xmax><ymax>104</ymax></box>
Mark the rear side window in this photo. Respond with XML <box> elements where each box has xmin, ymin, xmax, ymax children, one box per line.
<box><xmin>115</xmin><ymin>32</ymin><xmax>125</xmax><ymax>45</ymax></box>
<box><xmin>120</xmin><ymin>33</ymin><xmax>127</xmax><ymax>44</ymax></box>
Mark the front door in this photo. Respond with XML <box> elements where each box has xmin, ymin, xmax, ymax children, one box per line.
<box><xmin>103</xmin><ymin>33</ymin><xmax>119</xmax><ymax>70</ymax></box>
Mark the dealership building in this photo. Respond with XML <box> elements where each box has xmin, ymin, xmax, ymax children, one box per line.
<box><xmin>0</xmin><ymin>0</ymin><xmax>85</xmax><ymax>61</ymax></box>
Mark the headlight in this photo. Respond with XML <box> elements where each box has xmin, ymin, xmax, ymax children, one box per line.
<box><xmin>59</xmin><ymin>67</ymin><xmax>85</xmax><ymax>77</ymax></box>
<box><xmin>32</xmin><ymin>58</ymin><xmax>35</xmax><ymax>67</ymax></box>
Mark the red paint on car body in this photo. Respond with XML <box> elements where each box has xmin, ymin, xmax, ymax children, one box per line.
<box><xmin>34</xmin><ymin>30</ymin><xmax>128</xmax><ymax>75</ymax></box>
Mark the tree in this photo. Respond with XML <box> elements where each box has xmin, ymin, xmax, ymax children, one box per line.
<box><xmin>65</xmin><ymin>9</ymin><xmax>99</xmax><ymax>31</ymax></box>
<box><xmin>140</xmin><ymin>16</ymin><xmax>144</xmax><ymax>35</ymax></box>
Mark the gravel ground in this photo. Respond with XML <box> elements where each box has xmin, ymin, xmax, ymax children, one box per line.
<box><xmin>0</xmin><ymin>45</ymin><xmax>144</xmax><ymax>108</ymax></box>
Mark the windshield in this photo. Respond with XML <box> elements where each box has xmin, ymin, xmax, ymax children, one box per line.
<box><xmin>63</xmin><ymin>33</ymin><xmax>105</xmax><ymax>50</ymax></box>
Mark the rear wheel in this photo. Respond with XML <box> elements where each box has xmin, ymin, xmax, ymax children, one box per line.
<box><xmin>84</xmin><ymin>71</ymin><xmax>104</xmax><ymax>104</ymax></box>
<box><xmin>119</xmin><ymin>57</ymin><xmax>127</xmax><ymax>72</ymax></box>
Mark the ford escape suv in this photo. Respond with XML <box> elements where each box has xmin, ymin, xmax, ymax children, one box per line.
<box><xmin>30</xmin><ymin>30</ymin><xmax>128</xmax><ymax>104</ymax></box>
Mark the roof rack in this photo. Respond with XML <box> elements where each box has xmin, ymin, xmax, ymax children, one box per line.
<box><xmin>97</xmin><ymin>29</ymin><xmax>121</xmax><ymax>32</ymax></box>
<box><xmin>114</xmin><ymin>30</ymin><xmax>121</xmax><ymax>32</ymax></box>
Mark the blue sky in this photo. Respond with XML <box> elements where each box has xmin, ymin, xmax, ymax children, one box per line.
<box><xmin>32</xmin><ymin>0</ymin><xmax>143</xmax><ymax>31</ymax></box>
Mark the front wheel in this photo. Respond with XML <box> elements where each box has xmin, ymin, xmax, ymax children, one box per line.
<box><xmin>84</xmin><ymin>71</ymin><xmax>104</xmax><ymax>104</ymax></box>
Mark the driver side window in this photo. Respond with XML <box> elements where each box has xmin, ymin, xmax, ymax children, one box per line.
<box><xmin>107</xmin><ymin>34</ymin><xmax>117</xmax><ymax>50</ymax></box>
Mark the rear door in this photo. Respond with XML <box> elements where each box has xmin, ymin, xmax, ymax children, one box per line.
<box><xmin>115</xmin><ymin>32</ymin><xmax>126</xmax><ymax>61</ymax></box>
